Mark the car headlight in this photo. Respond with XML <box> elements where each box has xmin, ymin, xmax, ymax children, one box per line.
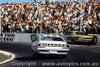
<box><xmin>67</xmin><ymin>45</ymin><xmax>69</xmax><ymax>48</ymax></box>
<box><xmin>38</xmin><ymin>44</ymin><xmax>43</xmax><ymax>46</ymax></box>
<box><xmin>60</xmin><ymin>44</ymin><xmax>67</xmax><ymax>47</ymax></box>
<box><xmin>38</xmin><ymin>44</ymin><xmax>45</xmax><ymax>48</ymax></box>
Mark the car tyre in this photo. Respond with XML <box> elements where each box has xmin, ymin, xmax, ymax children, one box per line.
<box><xmin>92</xmin><ymin>36</ymin><xmax>97</xmax><ymax>44</ymax></box>
<box><xmin>61</xmin><ymin>55</ymin><xmax>67</xmax><ymax>58</ymax></box>
<box><xmin>32</xmin><ymin>50</ymin><xmax>38</xmax><ymax>59</ymax></box>
<box><xmin>72</xmin><ymin>39</ymin><xmax>75</xmax><ymax>44</ymax></box>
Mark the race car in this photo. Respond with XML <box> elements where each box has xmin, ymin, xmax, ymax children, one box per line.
<box><xmin>64</xmin><ymin>31</ymin><xmax>97</xmax><ymax>44</ymax></box>
<box><xmin>31</xmin><ymin>34</ymin><xmax>69</xmax><ymax>58</ymax></box>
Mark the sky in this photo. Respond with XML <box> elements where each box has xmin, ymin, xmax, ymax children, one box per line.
<box><xmin>0</xmin><ymin>0</ymin><xmax>89</xmax><ymax>4</ymax></box>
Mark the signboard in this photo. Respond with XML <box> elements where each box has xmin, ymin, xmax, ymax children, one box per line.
<box><xmin>0</xmin><ymin>33</ymin><xmax>15</xmax><ymax>41</ymax></box>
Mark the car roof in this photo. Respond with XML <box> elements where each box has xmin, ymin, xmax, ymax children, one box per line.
<box><xmin>38</xmin><ymin>34</ymin><xmax>62</xmax><ymax>37</ymax></box>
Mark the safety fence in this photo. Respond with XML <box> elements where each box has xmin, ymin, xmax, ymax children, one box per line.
<box><xmin>0</xmin><ymin>33</ymin><xmax>100</xmax><ymax>46</ymax></box>
<box><xmin>0</xmin><ymin>33</ymin><xmax>37</xmax><ymax>42</ymax></box>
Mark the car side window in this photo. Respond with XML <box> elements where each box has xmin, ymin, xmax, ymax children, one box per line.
<box><xmin>69</xmin><ymin>32</ymin><xmax>73</xmax><ymax>35</ymax></box>
<box><xmin>66</xmin><ymin>32</ymin><xmax>70</xmax><ymax>35</ymax></box>
<box><xmin>66</xmin><ymin>32</ymin><xmax>73</xmax><ymax>35</ymax></box>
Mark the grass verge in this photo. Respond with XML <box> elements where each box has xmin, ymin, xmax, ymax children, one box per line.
<box><xmin>0</xmin><ymin>53</ymin><xmax>11</xmax><ymax>62</ymax></box>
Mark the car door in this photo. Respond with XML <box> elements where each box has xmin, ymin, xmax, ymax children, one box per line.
<box><xmin>65</xmin><ymin>32</ymin><xmax>73</xmax><ymax>42</ymax></box>
<box><xmin>32</xmin><ymin>36</ymin><xmax>39</xmax><ymax>51</ymax></box>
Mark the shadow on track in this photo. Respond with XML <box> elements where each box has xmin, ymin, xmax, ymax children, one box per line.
<box><xmin>68</xmin><ymin>42</ymin><xmax>96</xmax><ymax>46</ymax></box>
<box><xmin>15</xmin><ymin>55</ymin><xmax>68</xmax><ymax>61</ymax></box>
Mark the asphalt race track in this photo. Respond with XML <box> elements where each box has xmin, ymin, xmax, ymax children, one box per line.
<box><xmin>0</xmin><ymin>42</ymin><xmax>100</xmax><ymax>67</ymax></box>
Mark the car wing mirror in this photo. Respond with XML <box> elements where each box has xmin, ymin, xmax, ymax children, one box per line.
<box><xmin>31</xmin><ymin>34</ymin><xmax>37</xmax><ymax>42</ymax></box>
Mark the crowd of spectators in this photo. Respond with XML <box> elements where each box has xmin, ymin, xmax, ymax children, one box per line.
<box><xmin>0</xmin><ymin>0</ymin><xmax>100</xmax><ymax>34</ymax></box>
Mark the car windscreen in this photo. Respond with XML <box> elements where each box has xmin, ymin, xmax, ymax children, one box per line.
<box><xmin>76</xmin><ymin>32</ymin><xmax>87</xmax><ymax>35</ymax></box>
<box><xmin>41</xmin><ymin>37</ymin><xmax>64</xmax><ymax>41</ymax></box>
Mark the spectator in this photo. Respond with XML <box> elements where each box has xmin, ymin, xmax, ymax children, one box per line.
<box><xmin>0</xmin><ymin>1</ymin><xmax>99</xmax><ymax>34</ymax></box>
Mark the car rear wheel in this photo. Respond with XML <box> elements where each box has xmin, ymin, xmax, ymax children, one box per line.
<box><xmin>72</xmin><ymin>39</ymin><xmax>75</xmax><ymax>44</ymax></box>
<box><xmin>92</xmin><ymin>36</ymin><xmax>97</xmax><ymax>44</ymax></box>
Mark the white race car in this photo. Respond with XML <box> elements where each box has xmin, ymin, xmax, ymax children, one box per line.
<box><xmin>31</xmin><ymin>34</ymin><xmax>70</xmax><ymax>58</ymax></box>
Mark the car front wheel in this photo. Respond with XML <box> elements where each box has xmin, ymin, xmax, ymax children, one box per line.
<box><xmin>60</xmin><ymin>54</ymin><xmax>68</xmax><ymax>58</ymax></box>
<box><xmin>61</xmin><ymin>55</ymin><xmax>67</xmax><ymax>58</ymax></box>
<box><xmin>31</xmin><ymin>50</ymin><xmax>38</xmax><ymax>58</ymax></box>
<box><xmin>72</xmin><ymin>39</ymin><xmax>75</xmax><ymax>44</ymax></box>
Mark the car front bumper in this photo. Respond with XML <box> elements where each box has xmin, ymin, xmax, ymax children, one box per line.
<box><xmin>37</xmin><ymin>48</ymin><xmax>69</xmax><ymax>55</ymax></box>
<box><xmin>78</xmin><ymin>39</ymin><xmax>92</xmax><ymax>43</ymax></box>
